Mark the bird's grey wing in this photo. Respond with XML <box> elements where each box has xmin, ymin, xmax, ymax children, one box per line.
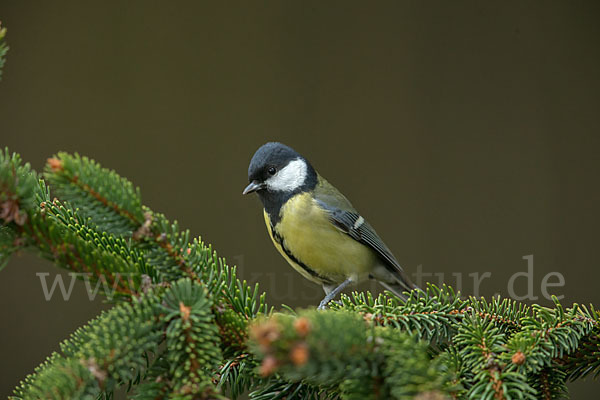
<box><xmin>312</xmin><ymin>175</ymin><xmax>357</xmax><ymax>212</ymax></box>
<box><xmin>314</xmin><ymin>196</ymin><xmax>417</xmax><ymax>292</ymax></box>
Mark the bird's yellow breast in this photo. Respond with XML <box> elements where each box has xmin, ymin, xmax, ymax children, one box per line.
<box><xmin>263</xmin><ymin>192</ymin><xmax>376</xmax><ymax>284</ymax></box>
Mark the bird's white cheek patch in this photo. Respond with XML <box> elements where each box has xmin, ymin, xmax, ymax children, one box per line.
<box><xmin>266</xmin><ymin>159</ymin><xmax>307</xmax><ymax>192</ymax></box>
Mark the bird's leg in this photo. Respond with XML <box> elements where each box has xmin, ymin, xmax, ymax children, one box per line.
<box><xmin>318</xmin><ymin>278</ymin><xmax>353</xmax><ymax>310</ymax></box>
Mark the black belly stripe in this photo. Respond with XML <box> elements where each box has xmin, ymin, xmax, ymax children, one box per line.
<box><xmin>271</xmin><ymin>225</ymin><xmax>335</xmax><ymax>285</ymax></box>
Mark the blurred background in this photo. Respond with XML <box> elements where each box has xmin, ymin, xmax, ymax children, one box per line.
<box><xmin>1</xmin><ymin>1</ymin><xmax>599</xmax><ymax>397</ymax></box>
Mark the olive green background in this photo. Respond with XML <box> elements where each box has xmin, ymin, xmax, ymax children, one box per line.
<box><xmin>1</xmin><ymin>1</ymin><xmax>599</xmax><ymax>397</ymax></box>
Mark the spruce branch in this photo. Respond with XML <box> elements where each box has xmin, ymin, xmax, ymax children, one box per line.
<box><xmin>43</xmin><ymin>153</ymin><xmax>197</xmax><ymax>282</ymax></box>
<box><xmin>2</xmin><ymin>148</ymin><xmax>600</xmax><ymax>399</ymax></box>
<box><xmin>160</xmin><ymin>279</ymin><xmax>223</xmax><ymax>397</ymax></box>
<box><xmin>331</xmin><ymin>285</ymin><xmax>466</xmax><ymax>344</ymax></box>
<box><xmin>13</xmin><ymin>289</ymin><xmax>165</xmax><ymax>399</ymax></box>
<box><xmin>44</xmin><ymin>153</ymin><xmax>144</xmax><ymax>234</ymax></box>
<box><xmin>249</xmin><ymin>310</ymin><xmax>453</xmax><ymax>400</ymax></box>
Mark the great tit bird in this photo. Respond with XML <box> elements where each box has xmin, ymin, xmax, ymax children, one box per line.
<box><xmin>243</xmin><ymin>142</ymin><xmax>417</xmax><ymax>308</ymax></box>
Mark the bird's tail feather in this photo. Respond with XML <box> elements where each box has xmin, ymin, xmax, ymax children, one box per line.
<box><xmin>379</xmin><ymin>274</ymin><xmax>421</xmax><ymax>301</ymax></box>
<box><xmin>379</xmin><ymin>281</ymin><xmax>411</xmax><ymax>300</ymax></box>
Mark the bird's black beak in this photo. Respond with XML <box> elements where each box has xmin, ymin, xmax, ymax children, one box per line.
<box><xmin>242</xmin><ymin>180</ymin><xmax>266</xmax><ymax>195</ymax></box>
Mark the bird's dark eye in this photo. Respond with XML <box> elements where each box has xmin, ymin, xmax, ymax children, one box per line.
<box><xmin>267</xmin><ymin>166</ymin><xmax>277</xmax><ymax>175</ymax></box>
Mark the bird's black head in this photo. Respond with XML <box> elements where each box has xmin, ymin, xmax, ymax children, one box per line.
<box><xmin>243</xmin><ymin>142</ymin><xmax>317</xmax><ymax>212</ymax></box>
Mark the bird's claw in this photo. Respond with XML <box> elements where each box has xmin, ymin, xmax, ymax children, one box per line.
<box><xmin>318</xmin><ymin>299</ymin><xmax>342</xmax><ymax>310</ymax></box>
